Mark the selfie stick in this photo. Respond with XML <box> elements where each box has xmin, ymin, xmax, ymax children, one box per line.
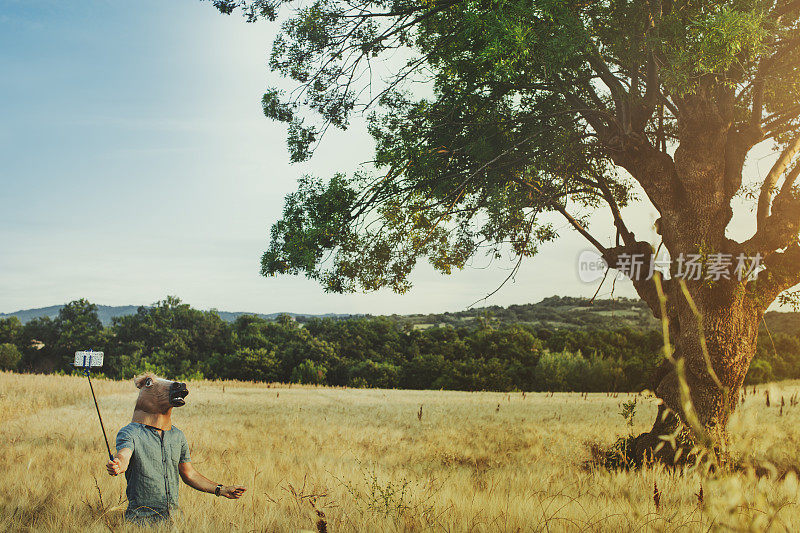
<box><xmin>74</xmin><ymin>350</ymin><xmax>113</xmax><ymax>461</ymax></box>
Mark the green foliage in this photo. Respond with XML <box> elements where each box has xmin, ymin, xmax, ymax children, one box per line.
<box><xmin>348</xmin><ymin>359</ymin><xmax>401</xmax><ymax>388</ymax></box>
<box><xmin>0</xmin><ymin>343</ymin><xmax>21</xmax><ymax>371</ymax></box>
<box><xmin>0</xmin><ymin>317</ymin><xmax>22</xmax><ymax>345</ymax></box>
<box><xmin>656</xmin><ymin>3</ymin><xmax>770</xmax><ymax>93</ymax></box>
<box><xmin>51</xmin><ymin>299</ymin><xmax>106</xmax><ymax>369</ymax></box>
<box><xmin>619</xmin><ymin>398</ymin><xmax>637</xmax><ymax>432</ymax></box>
<box><xmin>261</xmin><ymin>174</ymin><xmax>360</xmax><ymax>291</ymax></box>
<box><xmin>341</xmin><ymin>460</ymin><xmax>424</xmax><ymax>518</ymax></box>
<box><xmin>18</xmin><ymin>316</ymin><xmax>58</xmax><ymax>371</ymax></box>
<box><xmin>745</xmin><ymin>358</ymin><xmax>774</xmax><ymax>384</ymax></box>
<box><xmin>535</xmin><ymin>350</ymin><xmax>581</xmax><ymax>391</ymax></box>
<box><xmin>13</xmin><ymin>300</ymin><xmax>105</xmax><ymax>373</ymax></box>
<box><xmin>110</xmin><ymin>296</ymin><xmax>233</xmax><ymax>378</ymax></box>
<box><xmin>215</xmin><ymin>347</ymin><xmax>279</xmax><ymax>382</ymax></box>
<box><xmin>291</xmin><ymin>358</ymin><xmax>327</xmax><ymax>384</ymax></box>
<box><xmin>747</xmin><ymin>332</ymin><xmax>800</xmax><ymax>384</ymax></box>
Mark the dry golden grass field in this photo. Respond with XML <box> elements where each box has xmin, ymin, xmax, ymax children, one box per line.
<box><xmin>3</xmin><ymin>372</ymin><xmax>800</xmax><ymax>532</ymax></box>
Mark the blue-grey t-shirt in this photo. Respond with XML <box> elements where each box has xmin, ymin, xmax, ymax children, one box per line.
<box><xmin>115</xmin><ymin>422</ymin><xmax>191</xmax><ymax>520</ymax></box>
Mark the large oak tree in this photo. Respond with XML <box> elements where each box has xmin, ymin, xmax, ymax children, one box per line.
<box><xmin>210</xmin><ymin>0</ymin><xmax>800</xmax><ymax>456</ymax></box>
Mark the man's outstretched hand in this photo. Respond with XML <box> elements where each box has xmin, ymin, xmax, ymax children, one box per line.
<box><xmin>179</xmin><ymin>462</ymin><xmax>247</xmax><ymax>498</ymax></box>
<box><xmin>220</xmin><ymin>485</ymin><xmax>247</xmax><ymax>499</ymax></box>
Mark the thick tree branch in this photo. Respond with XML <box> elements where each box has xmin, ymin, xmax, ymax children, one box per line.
<box><xmin>755</xmin><ymin>242</ymin><xmax>800</xmax><ymax>303</ymax></box>
<box><xmin>757</xmin><ymin>136</ymin><xmax>800</xmax><ymax>231</ymax></box>
<box><xmin>780</xmin><ymin>160</ymin><xmax>800</xmax><ymax>193</ymax></box>
<box><xmin>744</xmin><ymin>167</ymin><xmax>800</xmax><ymax>255</ymax></box>
<box><xmin>586</xmin><ymin>54</ymin><xmax>630</xmax><ymax>131</ymax></box>
<box><xmin>631</xmin><ymin>52</ymin><xmax>660</xmax><ymax>132</ymax></box>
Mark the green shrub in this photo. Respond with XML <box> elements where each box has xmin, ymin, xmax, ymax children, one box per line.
<box><xmin>291</xmin><ymin>359</ymin><xmax>327</xmax><ymax>384</ymax></box>
<box><xmin>0</xmin><ymin>343</ymin><xmax>21</xmax><ymax>370</ymax></box>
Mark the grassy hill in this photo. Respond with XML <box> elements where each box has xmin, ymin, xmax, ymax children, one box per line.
<box><xmin>384</xmin><ymin>295</ymin><xmax>799</xmax><ymax>337</ymax></box>
<box><xmin>388</xmin><ymin>296</ymin><xmax>660</xmax><ymax>331</ymax></box>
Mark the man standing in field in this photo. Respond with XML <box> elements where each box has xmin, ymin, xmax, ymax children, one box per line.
<box><xmin>106</xmin><ymin>373</ymin><xmax>246</xmax><ymax>525</ymax></box>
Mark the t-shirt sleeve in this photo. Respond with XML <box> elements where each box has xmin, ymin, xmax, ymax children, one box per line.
<box><xmin>179</xmin><ymin>431</ymin><xmax>191</xmax><ymax>463</ymax></box>
<box><xmin>115</xmin><ymin>424</ymin><xmax>135</xmax><ymax>453</ymax></box>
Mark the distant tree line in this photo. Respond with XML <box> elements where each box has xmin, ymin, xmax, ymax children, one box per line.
<box><xmin>0</xmin><ymin>297</ymin><xmax>797</xmax><ymax>390</ymax></box>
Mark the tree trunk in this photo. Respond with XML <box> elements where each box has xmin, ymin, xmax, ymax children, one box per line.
<box><xmin>633</xmin><ymin>282</ymin><xmax>763</xmax><ymax>462</ymax></box>
<box><xmin>585</xmin><ymin>81</ymin><xmax>797</xmax><ymax>466</ymax></box>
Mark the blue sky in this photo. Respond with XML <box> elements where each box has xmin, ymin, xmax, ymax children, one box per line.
<box><xmin>0</xmin><ymin>1</ymin><xmax>789</xmax><ymax>315</ymax></box>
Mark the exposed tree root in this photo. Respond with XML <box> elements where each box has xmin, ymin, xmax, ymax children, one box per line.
<box><xmin>585</xmin><ymin>409</ymin><xmax>728</xmax><ymax>471</ymax></box>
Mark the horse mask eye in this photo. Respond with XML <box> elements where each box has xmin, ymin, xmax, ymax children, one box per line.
<box><xmin>145</xmin><ymin>377</ymin><xmax>153</xmax><ymax>387</ymax></box>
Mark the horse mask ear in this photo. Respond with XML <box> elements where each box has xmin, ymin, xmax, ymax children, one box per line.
<box><xmin>134</xmin><ymin>374</ymin><xmax>155</xmax><ymax>389</ymax></box>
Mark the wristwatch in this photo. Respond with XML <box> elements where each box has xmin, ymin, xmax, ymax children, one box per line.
<box><xmin>214</xmin><ymin>484</ymin><xmax>223</xmax><ymax>497</ymax></box>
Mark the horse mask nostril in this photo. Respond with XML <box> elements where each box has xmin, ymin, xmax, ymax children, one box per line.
<box><xmin>169</xmin><ymin>382</ymin><xmax>189</xmax><ymax>405</ymax></box>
